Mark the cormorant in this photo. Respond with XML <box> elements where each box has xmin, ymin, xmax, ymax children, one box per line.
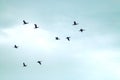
<box><xmin>55</xmin><ymin>37</ymin><xmax>60</xmax><ymax>40</ymax></box>
<box><xmin>66</xmin><ymin>37</ymin><xmax>70</xmax><ymax>41</ymax></box>
<box><xmin>37</xmin><ymin>61</ymin><xmax>42</xmax><ymax>65</ymax></box>
<box><xmin>23</xmin><ymin>20</ymin><xmax>28</xmax><ymax>24</ymax></box>
<box><xmin>79</xmin><ymin>28</ymin><xmax>85</xmax><ymax>32</ymax></box>
<box><xmin>14</xmin><ymin>45</ymin><xmax>18</xmax><ymax>48</ymax></box>
<box><xmin>23</xmin><ymin>62</ymin><xmax>27</xmax><ymax>67</ymax></box>
<box><xmin>34</xmin><ymin>24</ymin><xmax>39</xmax><ymax>29</ymax></box>
<box><xmin>73</xmin><ymin>21</ymin><xmax>78</xmax><ymax>25</ymax></box>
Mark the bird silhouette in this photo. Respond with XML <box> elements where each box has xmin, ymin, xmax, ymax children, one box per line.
<box><xmin>23</xmin><ymin>62</ymin><xmax>27</xmax><ymax>67</ymax></box>
<box><xmin>23</xmin><ymin>20</ymin><xmax>28</xmax><ymax>24</ymax></box>
<box><xmin>55</xmin><ymin>37</ymin><xmax>60</xmax><ymax>40</ymax></box>
<box><xmin>66</xmin><ymin>37</ymin><xmax>70</xmax><ymax>41</ymax></box>
<box><xmin>37</xmin><ymin>61</ymin><xmax>42</xmax><ymax>65</ymax></box>
<box><xmin>34</xmin><ymin>24</ymin><xmax>39</xmax><ymax>29</ymax></box>
<box><xmin>73</xmin><ymin>21</ymin><xmax>78</xmax><ymax>25</ymax></box>
<box><xmin>79</xmin><ymin>28</ymin><xmax>85</xmax><ymax>32</ymax></box>
<box><xmin>14</xmin><ymin>45</ymin><xmax>18</xmax><ymax>48</ymax></box>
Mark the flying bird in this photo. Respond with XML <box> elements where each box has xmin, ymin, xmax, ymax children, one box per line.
<box><xmin>73</xmin><ymin>21</ymin><xmax>78</xmax><ymax>25</ymax></box>
<box><xmin>23</xmin><ymin>20</ymin><xmax>28</xmax><ymax>24</ymax></box>
<box><xmin>66</xmin><ymin>37</ymin><xmax>70</xmax><ymax>41</ymax></box>
<box><xmin>23</xmin><ymin>62</ymin><xmax>27</xmax><ymax>67</ymax></box>
<box><xmin>55</xmin><ymin>37</ymin><xmax>60</xmax><ymax>40</ymax></box>
<box><xmin>14</xmin><ymin>45</ymin><xmax>18</xmax><ymax>48</ymax></box>
<box><xmin>37</xmin><ymin>61</ymin><xmax>42</xmax><ymax>65</ymax></box>
<box><xmin>34</xmin><ymin>24</ymin><xmax>39</xmax><ymax>29</ymax></box>
<box><xmin>79</xmin><ymin>28</ymin><xmax>85</xmax><ymax>32</ymax></box>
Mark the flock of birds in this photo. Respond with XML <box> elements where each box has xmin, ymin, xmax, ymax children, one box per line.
<box><xmin>14</xmin><ymin>20</ymin><xmax>85</xmax><ymax>67</ymax></box>
<box><xmin>22</xmin><ymin>61</ymin><xmax>42</xmax><ymax>67</ymax></box>
<box><xmin>54</xmin><ymin>21</ymin><xmax>85</xmax><ymax>41</ymax></box>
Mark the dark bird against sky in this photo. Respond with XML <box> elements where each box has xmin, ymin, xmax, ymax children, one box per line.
<box><xmin>23</xmin><ymin>62</ymin><xmax>27</xmax><ymax>67</ymax></box>
<box><xmin>23</xmin><ymin>20</ymin><xmax>28</xmax><ymax>24</ymax></box>
<box><xmin>79</xmin><ymin>28</ymin><xmax>85</xmax><ymax>32</ymax></box>
<box><xmin>66</xmin><ymin>37</ymin><xmax>70</xmax><ymax>41</ymax></box>
<box><xmin>55</xmin><ymin>37</ymin><xmax>60</xmax><ymax>40</ymax></box>
<box><xmin>73</xmin><ymin>21</ymin><xmax>78</xmax><ymax>25</ymax></box>
<box><xmin>37</xmin><ymin>61</ymin><xmax>42</xmax><ymax>65</ymax></box>
<box><xmin>14</xmin><ymin>45</ymin><xmax>18</xmax><ymax>48</ymax></box>
<box><xmin>34</xmin><ymin>24</ymin><xmax>39</xmax><ymax>29</ymax></box>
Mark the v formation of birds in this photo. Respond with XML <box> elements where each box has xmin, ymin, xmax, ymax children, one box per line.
<box><xmin>14</xmin><ymin>20</ymin><xmax>85</xmax><ymax>67</ymax></box>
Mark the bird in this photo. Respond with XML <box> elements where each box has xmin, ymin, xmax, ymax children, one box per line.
<box><xmin>79</xmin><ymin>28</ymin><xmax>85</xmax><ymax>32</ymax></box>
<box><xmin>37</xmin><ymin>61</ymin><xmax>42</xmax><ymax>65</ymax></box>
<box><xmin>23</xmin><ymin>62</ymin><xmax>27</xmax><ymax>67</ymax></box>
<box><xmin>73</xmin><ymin>21</ymin><xmax>78</xmax><ymax>25</ymax></box>
<box><xmin>55</xmin><ymin>37</ymin><xmax>60</xmax><ymax>40</ymax></box>
<box><xmin>66</xmin><ymin>37</ymin><xmax>70</xmax><ymax>41</ymax></box>
<box><xmin>34</xmin><ymin>24</ymin><xmax>39</xmax><ymax>29</ymax></box>
<box><xmin>14</xmin><ymin>45</ymin><xmax>18</xmax><ymax>48</ymax></box>
<box><xmin>23</xmin><ymin>20</ymin><xmax>28</xmax><ymax>24</ymax></box>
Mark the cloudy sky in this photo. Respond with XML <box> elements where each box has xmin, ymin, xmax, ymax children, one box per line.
<box><xmin>0</xmin><ymin>0</ymin><xmax>120</xmax><ymax>80</ymax></box>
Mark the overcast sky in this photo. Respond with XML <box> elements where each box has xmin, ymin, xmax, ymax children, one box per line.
<box><xmin>0</xmin><ymin>0</ymin><xmax>120</xmax><ymax>80</ymax></box>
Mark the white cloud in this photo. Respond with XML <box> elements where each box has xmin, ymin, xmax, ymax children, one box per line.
<box><xmin>1</xmin><ymin>24</ymin><xmax>58</xmax><ymax>52</ymax></box>
<box><xmin>0</xmin><ymin>22</ymin><xmax>120</xmax><ymax>80</ymax></box>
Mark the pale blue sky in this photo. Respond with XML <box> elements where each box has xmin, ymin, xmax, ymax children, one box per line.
<box><xmin>0</xmin><ymin>0</ymin><xmax>120</xmax><ymax>80</ymax></box>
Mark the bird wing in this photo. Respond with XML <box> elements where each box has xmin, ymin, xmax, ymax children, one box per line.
<box><xmin>23</xmin><ymin>20</ymin><xmax>26</xmax><ymax>23</ymax></box>
<box><xmin>34</xmin><ymin>24</ymin><xmax>37</xmax><ymax>27</ymax></box>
